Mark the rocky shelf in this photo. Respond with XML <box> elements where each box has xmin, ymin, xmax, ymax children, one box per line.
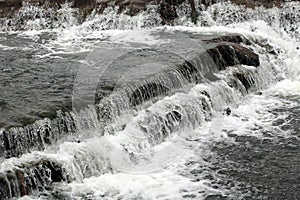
<box><xmin>0</xmin><ymin>34</ymin><xmax>259</xmax><ymax>158</ymax></box>
<box><xmin>0</xmin><ymin>32</ymin><xmax>267</xmax><ymax>199</ymax></box>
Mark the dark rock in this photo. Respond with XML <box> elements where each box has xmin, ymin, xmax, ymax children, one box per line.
<box><xmin>207</xmin><ymin>42</ymin><xmax>260</xmax><ymax>70</ymax></box>
<box><xmin>205</xmin><ymin>194</ymin><xmax>227</xmax><ymax>200</ymax></box>
<box><xmin>16</xmin><ymin>170</ymin><xmax>28</xmax><ymax>196</ymax></box>
<box><xmin>200</xmin><ymin>90</ymin><xmax>211</xmax><ymax>99</ymax></box>
<box><xmin>188</xmin><ymin>0</ymin><xmax>198</xmax><ymax>23</ymax></box>
<box><xmin>0</xmin><ymin>0</ymin><xmax>22</xmax><ymax>7</ymax></box>
<box><xmin>0</xmin><ymin>0</ymin><xmax>22</xmax><ymax>18</ymax></box>
<box><xmin>0</xmin><ymin>159</ymin><xmax>67</xmax><ymax>199</ymax></box>
<box><xmin>208</xmin><ymin>35</ymin><xmax>251</xmax><ymax>45</ymax></box>
<box><xmin>41</xmin><ymin>160</ymin><xmax>65</xmax><ymax>182</ymax></box>
<box><xmin>1</xmin><ymin>111</ymin><xmax>76</xmax><ymax>159</ymax></box>
<box><xmin>6</xmin><ymin>170</ymin><xmax>20</xmax><ymax>197</ymax></box>
<box><xmin>115</xmin><ymin>0</ymin><xmax>154</xmax><ymax>16</ymax></box>
<box><xmin>159</xmin><ymin>1</ymin><xmax>178</xmax><ymax>25</ymax></box>
<box><xmin>159</xmin><ymin>0</ymin><xmax>198</xmax><ymax>24</ymax></box>
<box><xmin>182</xmin><ymin>194</ymin><xmax>197</xmax><ymax>198</ymax></box>
<box><xmin>224</xmin><ymin>107</ymin><xmax>232</xmax><ymax>115</ymax></box>
<box><xmin>167</xmin><ymin>110</ymin><xmax>182</xmax><ymax>122</ymax></box>
<box><xmin>230</xmin><ymin>0</ymin><xmax>288</xmax><ymax>8</ymax></box>
<box><xmin>233</xmin><ymin>71</ymin><xmax>254</xmax><ymax>92</ymax></box>
<box><xmin>225</xmin><ymin>43</ymin><xmax>260</xmax><ymax>67</ymax></box>
<box><xmin>73</xmin><ymin>0</ymin><xmax>96</xmax><ymax>8</ymax></box>
<box><xmin>0</xmin><ymin>172</ymin><xmax>11</xmax><ymax>199</ymax></box>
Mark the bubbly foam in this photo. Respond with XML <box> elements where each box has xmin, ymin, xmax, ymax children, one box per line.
<box><xmin>1</xmin><ymin>1</ymin><xmax>300</xmax><ymax>199</ymax></box>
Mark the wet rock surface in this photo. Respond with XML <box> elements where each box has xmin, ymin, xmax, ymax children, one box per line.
<box><xmin>207</xmin><ymin>42</ymin><xmax>260</xmax><ymax>70</ymax></box>
<box><xmin>0</xmin><ymin>159</ymin><xmax>67</xmax><ymax>199</ymax></box>
<box><xmin>0</xmin><ymin>111</ymin><xmax>76</xmax><ymax>158</ymax></box>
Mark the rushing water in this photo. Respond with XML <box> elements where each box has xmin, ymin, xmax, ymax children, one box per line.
<box><xmin>0</xmin><ymin>1</ymin><xmax>300</xmax><ymax>199</ymax></box>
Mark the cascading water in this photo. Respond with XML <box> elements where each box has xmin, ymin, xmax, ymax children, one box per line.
<box><xmin>0</xmin><ymin>0</ymin><xmax>300</xmax><ymax>199</ymax></box>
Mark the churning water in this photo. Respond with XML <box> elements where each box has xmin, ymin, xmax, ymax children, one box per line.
<box><xmin>0</xmin><ymin>1</ymin><xmax>300</xmax><ymax>199</ymax></box>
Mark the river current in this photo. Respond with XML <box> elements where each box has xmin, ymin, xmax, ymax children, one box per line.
<box><xmin>0</xmin><ymin>1</ymin><xmax>300</xmax><ymax>199</ymax></box>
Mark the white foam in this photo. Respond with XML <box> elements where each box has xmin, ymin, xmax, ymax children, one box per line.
<box><xmin>267</xmin><ymin>79</ymin><xmax>300</xmax><ymax>96</ymax></box>
<box><xmin>1</xmin><ymin>2</ymin><xmax>300</xmax><ymax>199</ymax></box>
<box><xmin>64</xmin><ymin>170</ymin><xmax>215</xmax><ymax>199</ymax></box>
<box><xmin>109</xmin><ymin>29</ymin><xmax>164</xmax><ymax>46</ymax></box>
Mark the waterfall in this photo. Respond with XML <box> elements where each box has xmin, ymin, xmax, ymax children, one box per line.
<box><xmin>1</xmin><ymin>1</ymin><xmax>299</xmax><ymax>34</ymax></box>
<box><xmin>0</xmin><ymin>32</ymin><xmax>286</xmax><ymax>198</ymax></box>
<box><xmin>0</xmin><ymin>0</ymin><xmax>299</xmax><ymax>199</ymax></box>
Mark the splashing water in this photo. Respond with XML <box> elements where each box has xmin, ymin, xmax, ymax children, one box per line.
<box><xmin>0</xmin><ymin>1</ymin><xmax>300</xmax><ymax>199</ymax></box>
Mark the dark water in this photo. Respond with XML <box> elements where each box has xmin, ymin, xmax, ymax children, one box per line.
<box><xmin>0</xmin><ymin>30</ymin><xmax>219</xmax><ymax>128</ymax></box>
<box><xmin>212</xmin><ymin>95</ymin><xmax>300</xmax><ymax>199</ymax></box>
<box><xmin>0</xmin><ymin>33</ymin><xmax>85</xmax><ymax>128</ymax></box>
